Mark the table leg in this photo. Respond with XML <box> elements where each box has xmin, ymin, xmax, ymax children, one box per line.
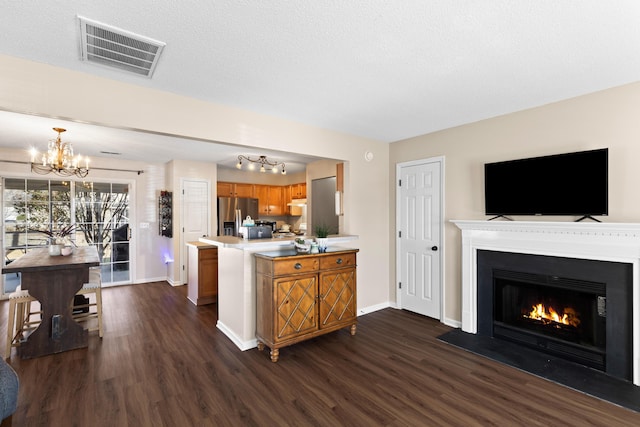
<box><xmin>19</xmin><ymin>268</ymin><xmax>89</xmax><ymax>358</ymax></box>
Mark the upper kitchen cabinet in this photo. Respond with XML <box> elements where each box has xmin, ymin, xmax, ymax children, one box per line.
<box><xmin>255</xmin><ymin>185</ymin><xmax>284</xmax><ymax>216</ymax></box>
<box><xmin>217</xmin><ymin>182</ymin><xmax>255</xmax><ymax>198</ymax></box>
<box><xmin>289</xmin><ymin>182</ymin><xmax>306</xmax><ymax>199</ymax></box>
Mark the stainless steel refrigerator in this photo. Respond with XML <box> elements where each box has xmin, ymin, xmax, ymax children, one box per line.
<box><xmin>217</xmin><ymin>197</ymin><xmax>259</xmax><ymax>236</ymax></box>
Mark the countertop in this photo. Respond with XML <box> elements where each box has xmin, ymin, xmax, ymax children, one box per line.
<box><xmin>199</xmin><ymin>234</ymin><xmax>358</xmax><ymax>249</ymax></box>
<box><xmin>254</xmin><ymin>247</ymin><xmax>359</xmax><ymax>259</ymax></box>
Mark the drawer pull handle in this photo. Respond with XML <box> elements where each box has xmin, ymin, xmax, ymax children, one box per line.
<box><xmin>294</xmin><ymin>263</ymin><xmax>302</xmax><ymax>270</ymax></box>
<box><xmin>336</xmin><ymin>258</ymin><xmax>343</xmax><ymax>265</ymax></box>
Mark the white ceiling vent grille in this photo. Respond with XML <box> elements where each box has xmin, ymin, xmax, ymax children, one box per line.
<box><xmin>78</xmin><ymin>16</ymin><xmax>165</xmax><ymax>78</ymax></box>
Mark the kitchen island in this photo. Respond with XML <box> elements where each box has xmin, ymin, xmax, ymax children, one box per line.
<box><xmin>199</xmin><ymin>234</ymin><xmax>358</xmax><ymax>350</ymax></box>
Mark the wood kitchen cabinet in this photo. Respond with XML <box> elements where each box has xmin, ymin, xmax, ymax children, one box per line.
<box><xmin>254</xmin><ymin>184</ymin><xmax>284</xmax><ymax>216</ymax></box>
<box><xmin>255</xmin><ymin>248</ymin><xmax>358</xmax><ymax>362</ymax></box>
<box><xmin>285</xmin><ymin>182</ymin><xmax>306</xmax><ymax>215</ymax></box>
<box><xmin>217</xmin><ymin>181</ymin><xmax>254</xmax><ymax>198</ymax></box>
<box><xmin>289</xmin><ymin>182</ymin><xmax>306</xmax><ymax>199</ymax></box>
<box><xmin>186</xmin><ymin>242</ymin><xmax>218</xmax><ymax>306</ymax></box>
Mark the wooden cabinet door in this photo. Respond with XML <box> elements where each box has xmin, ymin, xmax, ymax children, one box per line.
<box><xmin>217</xmin><ymin>182</ymin><xmax>234</xmax><ymax>197</ymax></box>
<box><xmin>199</xmin><ymin>247</ymin><xmax>218</xmax><ymax>300</ymax></box>
<box><xmin>289</xmin><ymin>183</ymin><xmax>306</xmax><ymax>199</ymax></box>
<box><xmin>297</xmin><ymin>182</ymin><xmax>306</xmax><ymax>198</ymax></box>
<box><xmin>268</xmin><ymin>185</ymin><xmax>284</xmax><ymax>216</ymax></box>
<box><xmin>274</xmin><ymin>274</ymin><xmax>318</xmax><ymax>342</ymax></box>
<box><xmin>255</xmin><ymin>185</ymin><xmax>284</xmax><ymax>216</ymax></box>
<box><xmin>254</xmin><ymin>184</ymin><xmax>269</xmax><ymax>215</ymax></box>
<box><xmin>318</xmin><ymin>267</ymin><xmax>357</xmax><ymax>329</ymax></box>
<box><xmin>234</xmin><ymin>183</ymin><xmax>254</xmax><ymax>198</ymax></box>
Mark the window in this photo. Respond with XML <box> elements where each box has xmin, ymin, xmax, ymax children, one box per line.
<box><xmin>2</xmin><ymin>178</ymin><xmax>131</xmax><ymax>295</ymax></box>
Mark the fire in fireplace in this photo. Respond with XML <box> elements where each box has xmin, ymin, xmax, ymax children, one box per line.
<box><xmin>492</xmin><ymin>270</ymin><xmax>606</xmax><ymax>371</ymax></box>
<box><xmin>477</xmin><ymin>250</ymin><xmax>632</xmax><ymax>381</ymax></box>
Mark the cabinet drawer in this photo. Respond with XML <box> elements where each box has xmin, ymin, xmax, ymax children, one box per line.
<box><xmin>273</xmin><ymin>257</ymin><xmax>319</xmax><ymax>276</ymax></box>
<box><xmin>320</xmin><ymin>253</ymin><xmax>356</xmax><ymax>270</ymax></box>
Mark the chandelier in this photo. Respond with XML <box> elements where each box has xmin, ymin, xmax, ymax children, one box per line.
<box><xmin>30</xmin><ymin>127</ymin><xmax>90</xmax><ymax>178</ymax></box>
<box><xmin>236</xmin><ymin>155</ymin><xmax>286</xmax><ymax>175</ymax></box>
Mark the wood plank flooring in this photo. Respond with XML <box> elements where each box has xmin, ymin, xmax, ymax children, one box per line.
<box><xmin>2</xmin><ymin>281</ymin><xmax>639</xmax><ymax>426</ymax></box>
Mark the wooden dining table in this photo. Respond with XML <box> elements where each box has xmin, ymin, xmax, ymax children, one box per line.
<box><xmin>2</xmin><ymin>246</ymin><xmax>100</xmax><ymax>358</ymax></box>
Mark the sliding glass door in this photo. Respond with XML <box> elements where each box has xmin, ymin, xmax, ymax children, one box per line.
<box><xmin>2</xmin><ymin>178</ymin><xmax>131</xmax><ymax>296</ymax></box>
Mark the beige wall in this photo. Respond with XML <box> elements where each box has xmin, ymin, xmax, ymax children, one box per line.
<box><xmin>389</xmin><ymin>81</ymin><xmax>640</xmax><ymax>325</ymax></box>
<box><xmin>0</xmin><ymin>55</ymin><xmax>390</xmax><ymax>312</ymax></box>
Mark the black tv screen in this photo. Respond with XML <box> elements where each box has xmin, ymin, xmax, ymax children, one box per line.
<box><xmin>484</xmin><ymin>148</ymin><xmax>608</xmax><ymax>217</ymax></box>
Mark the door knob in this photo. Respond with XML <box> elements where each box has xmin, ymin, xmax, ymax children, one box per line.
<box><xmin>431</xmin><ymin>246</ymin><xmax>438</xmax><ymax>251</ymax></box>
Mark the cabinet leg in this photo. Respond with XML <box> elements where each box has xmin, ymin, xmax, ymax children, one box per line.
<box><xmin>350</xmin><ymin>324</ymin><xmax>357</xmax><ymax>336</ymax></box>
<box><xmin>257</xmin><ymin>342</ymin><xmax>265</xmax><ymax>351</ymax></box>
<box><xmin>270</xmin><ymin>348</ymin><xmax>279</xmax><ymax>363</ymax></box>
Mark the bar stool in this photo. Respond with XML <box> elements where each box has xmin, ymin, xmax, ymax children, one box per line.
<box><xmin>72</xmin><ymin>267</ymin><xmax>104</xmax><ymax>338</ymax></box>
<box><xmin>4</xmin><ymin>287</ymin><xmax>40</xmax><ymax>359</ymax></box>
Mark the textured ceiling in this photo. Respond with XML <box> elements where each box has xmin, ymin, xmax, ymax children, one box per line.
<box><xmin>2</xmin><ymin>1</ymin><xmax>640</xmax><ymax>167</ymax></box>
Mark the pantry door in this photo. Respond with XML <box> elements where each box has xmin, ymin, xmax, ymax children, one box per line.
<box><xmin>397</xmin><ymin>158</ymin><xmax>443</xmax><ymax>319</ymax></box>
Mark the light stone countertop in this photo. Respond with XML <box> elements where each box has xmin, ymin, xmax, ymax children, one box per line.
<box><xmin>199</xmin><ymin>234</ymin><xmax>358</xmax><ymax>250</ymax></box>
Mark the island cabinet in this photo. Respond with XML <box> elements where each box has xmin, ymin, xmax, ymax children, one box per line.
<box><xmin>255</xmin><ymin>248</ymin><xmax>358</xmax><ymax>362</ymax></box>
<box><xmin>186</xmin><ymin>242</ymin><xmax>218</xmax><ymax>305</ymax></box>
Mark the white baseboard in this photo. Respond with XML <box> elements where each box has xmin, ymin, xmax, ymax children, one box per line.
<box><xmin>442</xmin><ymin>317</ymin><xmax>461</xmax><ymax>329</ymax></box>
<box><xmin>357</xmin><ymin>301</ymin><xmax>392</xmax><ymax>316</ymax></box>
<box><xmin>133</xmin><ymin>276</ymin><xmax>172</xmax><ymax>285</ymax></box>
<box><xmin>216</xmin><ymin>321</ymin><xmax>257</xmax><ymax>351</ymax></box>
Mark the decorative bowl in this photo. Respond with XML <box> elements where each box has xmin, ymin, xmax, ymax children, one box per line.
<box><xmin>294</xmin><ymin>242</ymin><xmax>311</xmax><ymax>253</ymax></box>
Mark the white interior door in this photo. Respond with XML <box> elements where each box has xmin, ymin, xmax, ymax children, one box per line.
<box><xmin>180</xmin><ymin>179</ymin><xmax>210</xmax><ymax>284</ymax></box>
<box><xmin>397</xmin><ymin>158</ymin><xmax>443</xmax><ymax>319</ymax></box>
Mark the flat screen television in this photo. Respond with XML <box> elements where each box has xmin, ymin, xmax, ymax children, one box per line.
<box><xmin>484</xmin><ymin>148</ymin><xmax>608</xmax><ymax>218</ymax></box>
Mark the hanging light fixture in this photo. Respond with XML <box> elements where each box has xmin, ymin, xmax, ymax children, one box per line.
<box><xmin>236</xmin><ymin>155</ymin><xmax>286</xmax><ymax>175</ymax></box>
<box><xmin>30</xmin><ymin>127</ymin><xmax>90</xmax><ymax>178</ymax></box>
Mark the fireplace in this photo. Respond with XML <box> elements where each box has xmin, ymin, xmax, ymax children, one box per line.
<box><xmin>451</xmin><ymin>220</ymin><xmax>640</xmax><ymax>386</ymax></box>
<box><xmin>477</xmin><ymin>250</ymin><xmax>632</xmax><ymax>380</ymax></box>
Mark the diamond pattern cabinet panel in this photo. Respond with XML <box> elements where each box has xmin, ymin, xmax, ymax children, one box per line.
<box><xmin>275</xmin><ymin>275</ymin><xmax>318</xmax><ymax>341</ymax></box>
<box><xmin>319</xmin><ymin>269</ymin><xmax>356</xmax><ymax>328</ymax></box>
<box><xmin>255</xmin><ymin>249</ymin><xmax>358</xmax><ymax>362</ymax></box>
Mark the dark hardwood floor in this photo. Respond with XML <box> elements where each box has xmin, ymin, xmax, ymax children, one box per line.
<box><xmin>2</xmin><ymin>282</ymin><xmax>639</xmax><ymax>426</ymax></box>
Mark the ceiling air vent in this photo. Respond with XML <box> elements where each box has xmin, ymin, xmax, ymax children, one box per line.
<box><xmin>78</xmin><ymin>16</ymin><xmax>166</xmax><ymax>78</ymax></box>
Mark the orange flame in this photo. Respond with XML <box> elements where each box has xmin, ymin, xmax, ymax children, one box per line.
<box><xmin>526</xmin><ymin>303</ymin><xmax>581</xmax><ymax>328</ymax></box>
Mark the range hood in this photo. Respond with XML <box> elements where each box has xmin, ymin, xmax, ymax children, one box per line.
<box><xmin>287</xmin><ymin>198</ymin><xmax>307</xmax><ymax>207</ymax></box>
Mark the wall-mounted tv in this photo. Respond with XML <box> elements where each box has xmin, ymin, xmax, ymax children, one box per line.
<box><xmin>484</xmin><ymin>148</ymin><xmax>608</xmax><ymax>219</ymax></box>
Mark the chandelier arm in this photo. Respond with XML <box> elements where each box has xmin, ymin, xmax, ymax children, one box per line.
<box><xmin>27</xmin><ymin>127</ymin><xmax>91</xmax><ymax>178</ymax></box>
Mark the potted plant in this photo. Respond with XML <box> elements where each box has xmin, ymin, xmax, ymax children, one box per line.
<box><xmin>314</xmin><ymin>224</ymin><xmax>331</xmax><ymax>253</ymax></box>
<box><xmin>294</xmin><ymin>237</ymin><xmax>311</xmax><ymax>254</ymax></box>
<box><xmin>31</xmin><ymin>224</ymin><xmax>77</xmax><ymax>256</ymax></box>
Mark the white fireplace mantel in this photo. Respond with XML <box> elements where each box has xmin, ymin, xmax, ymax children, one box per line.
<box><xmin>451</xmin><ymin>220</ymin><xmax>640</xmax><ymax>385</ymax></box>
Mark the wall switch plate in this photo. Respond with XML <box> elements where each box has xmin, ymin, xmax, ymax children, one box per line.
<box><xmin>140</xmin><ymin>222</ymin><xmax>150</xmax><ymax>229</ymax></box>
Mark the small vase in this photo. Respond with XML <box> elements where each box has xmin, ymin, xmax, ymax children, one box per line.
<box><xmin>49</xmin><ymin>244</ymin><xmax>62</xmax><ymax>256</ymax></box>
<box><xmin>316</xmin><ymin>238</ymin><xmax>329</xmax><ymax>253</ymax></box>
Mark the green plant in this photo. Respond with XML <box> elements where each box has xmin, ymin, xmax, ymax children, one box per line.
<box><xmin>314</xmin><ymin>224</ymin><xmax>331</xmax><ymax>238</ymax></box>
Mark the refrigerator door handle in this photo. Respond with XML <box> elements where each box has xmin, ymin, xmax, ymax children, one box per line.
<box><xmin>235</xmin><ymin>208</ymin><xmax>241</xmax><ymax>235</ymax></box>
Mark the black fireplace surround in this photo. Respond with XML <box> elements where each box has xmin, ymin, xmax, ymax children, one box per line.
<box><xmin>477</xmin><ymin>250</ymin><xmax>633</xmax><ymax>381</ymax></box>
